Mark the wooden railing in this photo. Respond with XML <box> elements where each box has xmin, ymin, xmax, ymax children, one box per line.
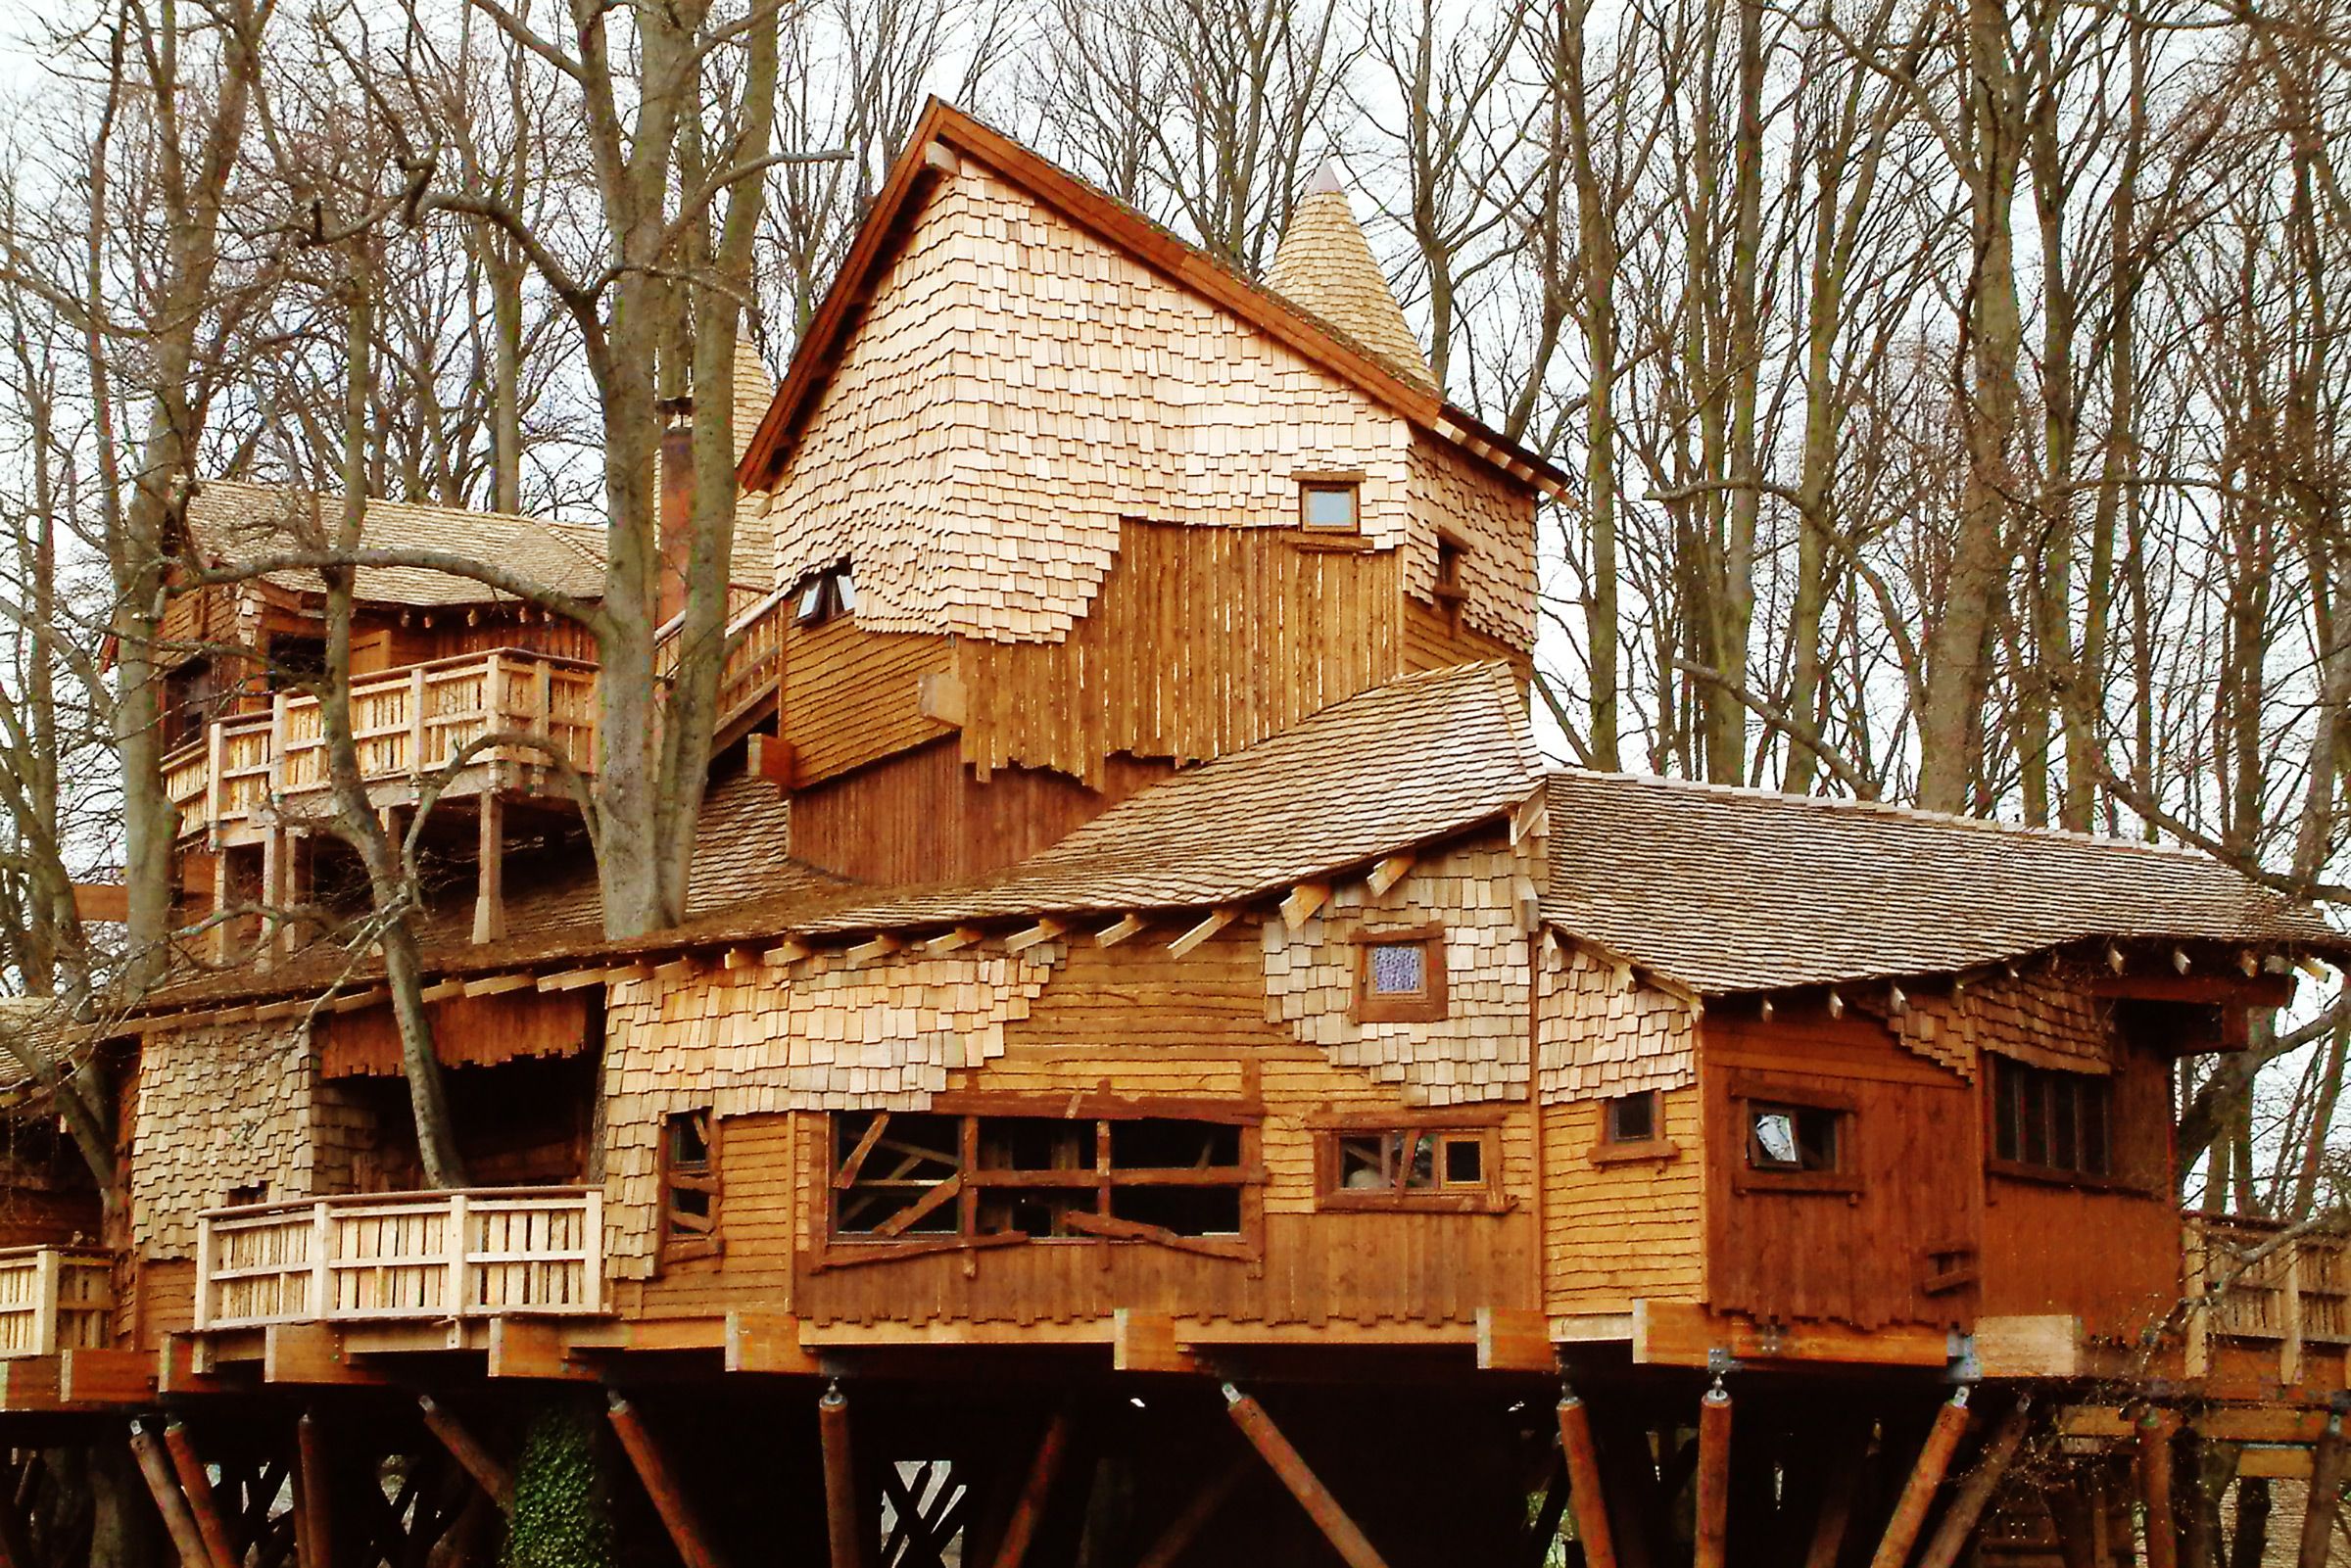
<box><xmin>0</xmin><ymin>1247</ymin><xmax>114</xmax><ymax>1359</ymax></box>
<box><xmin>653</xmin><ymin>585</ymin><xmax>790</xmax><ymax>736</ymax></box>
<box><xmin>194</xmin><ymin>1188</ymin><xmax>604</xmax><ymax>1331</ymax></box>
<box><xmin>164</xmin><ymin>647</ymin><xmax>600</xmax><ymax>836</ymax></box>
<box><xmin>2183</xmin><ymin>1212</ymin><xmax>2351</xmax><ymax>1369</ymax></box>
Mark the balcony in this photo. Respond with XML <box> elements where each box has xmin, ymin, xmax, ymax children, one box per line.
<box><xmin>165</xmin><ymin>648</ymin><xmax>600</xmax><ymax>843</ymax></box>
<box><xmin>2183</xmin><ymin>1212</ymin><xmax>2351</xmax><ymax>1384</ymax></box>
<box><xmin>194</xmin><ymin>1188</ymin><xmax>605</xmax><ymax>1332</ymax></box>
<box><xmin>0</xmin><ymin>1247</ymin><xmax>114</xmax><ymax>1359</ymax></box>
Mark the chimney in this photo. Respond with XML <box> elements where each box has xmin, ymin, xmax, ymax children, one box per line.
<box><xmin>658</xmin><ymin>397</ymin><xmax>695</xmax><ymax>626</ymax></box>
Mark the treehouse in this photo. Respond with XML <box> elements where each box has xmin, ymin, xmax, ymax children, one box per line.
<box><xmin>25</xmin><ymin>99</ymin><xmax>2351</xmax><ymax>1568</ymax></box>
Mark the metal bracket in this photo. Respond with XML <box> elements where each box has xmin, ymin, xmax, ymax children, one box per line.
<box><xmin>1706</xmin><ymin>1346</ymin><xmax>1744</xmax><ymax>1376</ymax></box>
<box><xmin>1946</xmin><ymin>1331</ymin><xmax>1982</xmax><ymax>1383</ymax></box>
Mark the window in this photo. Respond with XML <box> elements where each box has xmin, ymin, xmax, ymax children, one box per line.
<box><xmin>1319</xmin><ymin>1120</ymin><xmax>1502</xmax><ymax>1210</ymax></box>
<box><xmin>662</xmin><ymin>1109</ymin><xmax>719</xmax><ymax>1257</ymax></box>
<box><xmin>1607</xmin><ymin>1091</ymin><xmax>1657</xmax><ymax>1145</ymax></box>
<box><xmin>267</xmin><ymin>634</ymin><xmax>328</xmax><ymax>691</ymax></box>
<box><xmin>1352</xmin><ymin>927</ymin><xmax>1448</xmax><ymax>1022</ymax></box>
<box><xmin>1990</xmin><ymin>1057</ymin><xmax>2113</xmax><ymax>1181</ymax></box>
<box><xmin>794</xmin><ymin>563</ymin><xmax>856</xmax><ymax>627</ymax></box>
<box><xmin>1729</xmin><ymin>1081</ymin><xmax>1858</xmax><ymax>1194</ymax></box>
<box><xmin>1747</xmin><ymin>1103</ymin><xmax>1841</xmax><ymax>1172</ymax></box>
<box><xmin>830</xmin><ymin>1105</ymin><xmax>1257</xmax><ymax>1256</ymax></box>
<box><xmin>1434</xmin><ymin>533</ymin><xmax>1470</xmax><ymax>631</ymax></box>
<box><xmin>1299</xmin><ymin>480</ymin><xmax>1360</xmax><ymax>532</ymax></box>
<box><xmin>160</xmin><ymin>658</ymin><xmax>219</xmax><ymax>750</ymax></box>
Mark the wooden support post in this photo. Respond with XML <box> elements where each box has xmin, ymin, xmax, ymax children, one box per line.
<box><xmin>1802</xmin><ymin>1427</ymin><xmax>1866</xmax><ymax>1568</ymax></box>
<box><xmin>819</xmin><ymin>1383</ymin><xmax>865</xmax><ymax>1568</ymax></box>
<box><xmin>127</xmin><ymin>1424</ymin><xmax>216</xmax><ymax>1568</ymax></box>
<box><xmin>2298</xmin><ymin>1412</ymin><xmax>2344</xmax><ymax>1568</ymax></box>
<box><xmin>473</xmin><ymin>792</ymin><xmax>505</xmax><ymax>945</ymax></box>
<box><xmin>2138</xmin><ymin>1408</ymin><xmax>2180</xmax><ymax>1568</ymax></box>
<box><xmin>296</xmin><ymin>1411</ymin><xmax>331</xmax><ymax>1568</ymax></box>
<box><xmin>1868</xmin><ymin>1390</ymin><xmax>1972</xmax><ymax>1568</ymax></box>
<box><xmin>1916</xmin><ymin>1397</ymin><xmax>2034</xmax><ymax>1568</ymax></box>
<box><xmin>163</xmin><ymin>1421</ymin><xmax>238</xmax><ymax>1568</ymax></box>
<box><xmin>1223</xmin><ymin>1384</ymin><xmax>1392</xmax><ymax>1568</ymax></box>
<box><xmin>608</xmin><ymin>1395</ymin><xmax>728</xmax><ymax>1568</ymax></box>
<box><xmin>1133</xmin><ymin>1455</ymin><xmax>1250</xmax><ymax>1568</ymax></box>
<box><xmin>1694</xmin><ymin>1382</ymin><xmax>1732</xmax><ymax>1568</ymax></box>
<box><xmin>419</xmin><ymin>1394</ymin><xmax>515</xmax><ymax>1512</ymax></box>
<box><xmin>2283</xmin><ymin>1246</ymin><xmax>2305</xmax><ymax>1387</ymax></box>
<box><xmin>988</xmin><ymin>1406</ymin><xmax>1073</xmax><ymax>1568</ymax></box>
<box><xmin>1557</xmin><ymin>1390</ymin><xmax>1618</xmax><ymax>1568</ymax></box>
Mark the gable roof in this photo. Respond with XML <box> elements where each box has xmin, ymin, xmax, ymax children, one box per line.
<box><xmin>181</xmin><ymin>479</ymin><xmax>608</xmax><ymax>608</ymax></box>
<box><xmin>1542</xmin><ymin>771</ymin><xmax>2348</xmax><ymax>994</ymax></box>
<box><xmin>736</xmin><ymin>101</ymin><xmax>1562</xmax><ymax>499</ymax></box>
<box><xmin>1265</xmin><ymin>163</ymin><xmax>1435</xmax><ymax>391</ymax></box>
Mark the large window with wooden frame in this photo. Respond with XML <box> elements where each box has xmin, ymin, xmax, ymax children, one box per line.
<box><xmin>1989</xmin><ymin>1056</ymin><xmax>2113</xmax><ymax>1181</ymax></box>
<box><xmin>1730</xmin><ymin>1080</ymin><xmax>1858</xmax><ymax>1195</ymax></box>
<box><xmin>1352</xmin><ymin>926</ymin><xmax>1449</xmax><ymax>1023</ymax></box>
<box><xmin>828</xmin><ymin>1101</ymin><xmax>1262</xmax><ymax>1260</ymax></box>
<box><xmin>661</xmin><ymin>1109</ymin><xmax>719</xmax><ymax>1259</ymax></box>
<box><xmin>1315</xmin><ymin>1115</ymin><xmax>1505</xmax><ymax>1212</ymax></box>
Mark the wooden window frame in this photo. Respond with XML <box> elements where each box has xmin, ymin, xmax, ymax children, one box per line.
<box><xmin>1312</xmin><ymin>1108</ymin><xmax>1510</xmax><ymax>1213</ymax></box>
<box><xmin>820</xmin><ymin>1098</ymin><xmax>1266</xmax><ymax>1268</ymax></box>
<box><xmin>659</xmin><ymin>1107</ymin><xmax>721</xmax><ymax>1262</ymax></box>
<box><xmin>1349</xmin><ymin>924</ymin><xmax>1449</xmax><ymax>1023</ymax></box>
<box><xmin>793</xmin><ymin>564</ymin><xmax>855</xmax><ymax>627</ymax></box>
<box><xmin>1295</xmin><ymin>473</ymin><xmax>1365</xmax><ymax>534</ymax></box>
<box><xmin>1985</xmin><ymin>1055</ymin><xmax>2132</xmax><ymax>1191</ymax></box>
<box><xmin>1726</xmin><ymin>1076</ymin><xmax>1860</xmax><ymax>1196</ymax></box>
<box><xmin>1433</xmin><ymin>528</ymin><xmax>1471</xmax><ymax>631</ymax></box>
<box><xmin>1591</xmin><ymin>1089</ymin><xmax>1680</xmax><ymax>1164</ymax></box>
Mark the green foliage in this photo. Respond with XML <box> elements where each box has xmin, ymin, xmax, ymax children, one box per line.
<box><xmin>501</xmin><ymin>1399</ymin><xmax>620</xmax><ymax>1568</ymax></box>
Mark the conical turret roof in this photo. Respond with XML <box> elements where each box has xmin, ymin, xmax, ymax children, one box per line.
<box><xmin>1263</xmin><ymin>161</ymin><xmax>1434</xmax><ymax>391</ymax></box>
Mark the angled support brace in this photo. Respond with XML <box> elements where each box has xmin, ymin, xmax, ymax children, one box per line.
<box><xmin>608</xmin><ymin>1394</ymin><xmax>729</xmax><ymax>1568</ymax></box>
<box><xmin>1223</xmin><ymin>1384</ymin><xmax>1392</xmax><ymax>1568</ymax></box>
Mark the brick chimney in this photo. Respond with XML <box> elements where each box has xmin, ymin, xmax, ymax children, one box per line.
<box><xmin>658</xmin><ymin>397</ymin><xmax>695</xmax><ymax>626</ymax></box>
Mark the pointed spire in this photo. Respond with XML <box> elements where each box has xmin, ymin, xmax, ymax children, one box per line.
<box><xmin>1264</xmin><ymin>163</ymin><xmax>1435</xmax><ymax>391</ymax></box>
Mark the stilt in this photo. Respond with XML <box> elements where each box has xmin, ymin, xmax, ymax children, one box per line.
<box><xmin>1134</xmin><ymin>1454</ymin><xmax>1250</xmax><ymax>1568</ymax></box>
<box><xmin>297</xmin><ymin>1411</ymin><xmax>332</xmax><ymax>1568</ymax></box>
<box><xmin>1557</xmin><ymin>1389</ymin><xmax>1619</xmax><ymax>1568</ymax></box>
<box><xmin>819</xmin><ymin>1382</ymin><xmax>865</xmax><ymax>1568</ymax></box>
<box><xmin>1695</xmin><ymin>1380</ymin><xmax>1732</xmax><ymax>1568</ymax></box>
<box><xmin>127</xmin><ymin>1423</ymin><xmax>216</xmax><ymax>1568</ymax></box>
<box><xmin>988</xmin><ymin>1406</ymin><xmax>1072</xmax><ymax>1568</ymax></box>
<box><xmin>1802</xmin><ymin>1429</ymin><xmax>1865</xmax><ymax>1568</ymax></box>
<box><xmin>1917</xmin><ymin>1397</ymin><xmax>2034</xmax><ymax>1568</ymax></box>
<box><xmin>419</xmin><ymin>1395</ymin><xmax>515</xmax><ymax>1511</ymax></box>
<box><xmin>1223</xmin><ymin>1384</ymin><xmax>1393</xmax><ymax>1568</ymax></box>
<box><xmin>2139</xmin><ymin>1408</ymin><xmax>2181</xmax><ymax>1568</ymax></box>
<box><xmin>473</xmin><ymin>794</ymin><xmax>504</xmax><ymax>945</ymax></box>
<box><xmin>2297</xmin><ymin>1412</ymin><xmax>2344</xmax><ymax>1568</ymax></box>
<box><xmin>1868</xmin><ymin>1390</ymin><xmax>1972</xmax><ymax>1568</ymax></box>
<box><xmin>607</xmin><ymin>1395</ymin><xmax>728</xmax><ymax>1568</ymax></box>
<box><xmin>1518</xmin><ymin>1458</ymin><xmax>1570</xmax><ymax>1568</ymax></box>
<box><xmin>162</xmin><ymin>1421</ymin><xmax>239</xmax><ymax>1568</ymax></box>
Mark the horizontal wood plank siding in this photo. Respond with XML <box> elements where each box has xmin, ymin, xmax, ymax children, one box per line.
<box><xmin>1542</xmin><ymin>1089</ymin><xmax>1704</xmax><ymax>1313</ymax></box>
<box><xmin>781</xmin><ymin>618</ymin><xmax>955</xmax><ymax>786</ymax></box>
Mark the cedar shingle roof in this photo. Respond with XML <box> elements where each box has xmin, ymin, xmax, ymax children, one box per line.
<box><xmin>1264</xmin><ymin>164</ymin><xmax>1435</xmax><ymax>391</ymax></box>
<box><xmin>182</xmin><ymin>479</ymin><xmax>607</xmax><ymax>607</ymax></box>
<box><xmin>1543</xmin><ymin>771</ymin><xmax>2348</xmax><ymax>993</ymax></box>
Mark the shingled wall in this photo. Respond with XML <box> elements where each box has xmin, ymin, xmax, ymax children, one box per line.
<box><xmin>1536</xmin><ymin>941</ymin><xmax>1699</xmax><ymax>1102</ymax></box>
<box><xmin>1889</xmin><ymin>969</ymin><xmax>2113</xmax><ymax>1079</ymax></box>
<box><xmin>599</xmin><ymin>946</ymin><xmax>1061</xmax><ymax>1274</ymax></box>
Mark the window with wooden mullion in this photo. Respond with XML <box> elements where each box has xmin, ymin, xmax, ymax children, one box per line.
<box><xmin>660</xmin><ymin>1109</ymin><xmax>720</xmax><ymax>1259</ymax></box>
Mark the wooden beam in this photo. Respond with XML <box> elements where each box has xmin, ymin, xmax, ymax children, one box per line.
<box><xmin>1867</xmin><ymin>1392</ymin><xmax>1971</xmax><ymax>1568</ymax></box>
<box><xmin>293</xmin><ymin>1411</ymin><xmax>330</xmax><ymax>1568</ymax></box>
<box><xmin>128</xmin><ymin>1424</ymin><xmax>216</xmax><ymax>1568</ymax></box>
<box><xmin>986</xmin><ymin>1407</ymin><xmax>1073</xmax><ymax>1568</ymax></box>
<box><xmin>1801</xmin><ymin>1425</ymin><xmax>1866</xmax><ymax>1568</ymax></box>
<box><xmin>2299</xmin><ymin>1413</ymin><xmax>2344</xmax><ymax>1568</ymax></box>
<box><xmin>1280</xmin><ymin>881</ymin><xmax>1330</xmax><ymax>931</ymax></box>
<box><xmin>926</xmin><ymin>926</ymin><xmax>983</xmax><ymax>954</ymax></box>
<box><xmin>819</xmin><ymin>1383</ymin><xmax>865</xmax><ymax>1568</ymax></box>
<box><xmin>1112</xmin><ymin>1310</ymin><xmax>1196</xmax><ymax>1373</ymax></box>
<box><xmin>536</xmin><ymin>967</ymin><xmax>607</xmax><ymax>992</ymax></box>
<box><xmin>418</xmin><ymin>1395</ymin><xmax>515</xmax><ymax>1512</ymax></box>
<box><xmin>1556</xmin><ymin>1391</ymin><xmax>1617</xmax><ymax>1568</ymax></box>
<box><xmin>762</xmin><ymin>937</ymin><xmax>813</xmax><ymax>966</ymax></box>
<box><xmin>1365</xmin><ymin>854</ymin><xmax>1415</xmax><ymax>898</ymax></box>
<box><xmin>58</xmin><ymin>1348</ymin><xmax>157</xmax><ymax>1405</ymax></box>
<box><xmin>1004</xmin><ymin>917</ymin><xmax>1068</xmax><ymax>955</ymax></box>
<box><xmin>460</xmin><ymin>972</ymin><xmax>532</xmax><ymax>998</ymax></box>
<box><xmin>1694</xmin><ymin>1384</ymin><xmax>1731</xmax><ymax>1568</ymax></box>
<box><xmin>1134</xmin><ymin>1455</ymin><xmax>1251</xmax><ymax>1568</ymax></box>
<box><xmin>1167</xmin><ymin>907</ymin><xmax>1238</xmax><ymax>959</ymax></box>
<box><xmin>746</xmin><ymin>733</ymin><xmax>796</xmax><ymax>789</ymax></box>
<box><xmin>1916</xmin><ymin>1398</ymin><xmax>2034</xmax><ymax>1568</ymax></box>
<box><xmin>264</xmin><ymin>1323</ymin><xmax>384</xmax><ymax>1386</ymax></box>
<box><xmin>1476</xmin><ymin>1307</ymin><xmax>1554</xmax><ymax>1372</ymax></box>
<box><xmin>486</xmin><ymin>1317</ymin><xmax>596</xmax><ymax>1381</ymax></box>
<box><xmin>163</xmin><ymin>1421</ymin><xmax>239</xmax><ymax>1568</ymax></box>
<box><xmin>1224</xmin><ymin>1384</ymin><xmax>1392</xmax><ymax>1568</ymax></box>
<box><xmin>2137</xmin><ymin>1408</ymin><xmax>2180</xmax><ymax>1568</ymax></box>
<box><xmin>844</xmin><ymin>932</ymin><xmax>904</xmax><ymax>965</ymax></box>
<box><xmin>608</xmin><ymin>1395</ymin><xmax>729</xmax><ymax>1568</ymax></box>
<box><xmin>1094</xmin><ymin>914</ymin><xmax>1146</xmax><ymax>948</ymax></box>
<box><xmin>472</xmin><ymin>791</ymin><xmax>504</xmax><ymax>945</ymax></box>
<box><xmin>724</xmin><ymin>1311</ymin><xmax>823</xmax><ymax>1375</ymax></box>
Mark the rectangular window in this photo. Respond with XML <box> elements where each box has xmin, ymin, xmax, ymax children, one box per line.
<box><xmin>1747</xmin><ymin>1103</ymin><xmax>1841</xmax><ymax>1172</ymax></box>
<box><xmin>831</xmin><ymin>1106</ymin><xmax>1256</xmax><ymax>1254</ymax></box>
<box><xmin>1990</xmin><ymin>1057</ymin><xmax>2114</xmax><ymax>1180</ymax></box>
<box><xmin>794</xmin><ymin>564</ymin><xmax>856</xmax><ymax>627</ymax></box>
<box><xmin>1729</xmin><ymin>1082</ymin><xmax>1859</xmax><ymax>1194</ymax></box>
<box><xmin>1352</xmin><ymin>927</ymin><xmax>1448</xmax><ymax>1022</ymax></box>
<box><xmin>661</xmin><ymin>1108</ymin><xmax>719</xmax><ymax>1257</ymax></box>
<box><xmin>1319</xmin><ymin>1122</ymin><xmax>1502</xmax><ymax>1210</ymax></box>
<box><xmin>1607</xmin><ymin>1091</ymin><xmax>1657</xmax><ymax>1145</ymax></box>
<box><xmin>1299</xmin><ymin>481</ymin><xmax>1360</xmax><ymax>532</ymax></box>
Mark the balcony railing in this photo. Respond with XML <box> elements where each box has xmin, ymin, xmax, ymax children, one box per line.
<box><xmin>2184</xmin><ymin>1212</ymin><xmax>2351</xmax><ymax>1344</ymax></box>
<box><xmin>653</xmin><ymin>583</ymin><xmax>789</xmax><ymax>738</ymax></box>
<box><xmin>0</xmin><ymin>1246</ymin><xmax>114</xmax><ymax>1359</ymax></box>
<box><xmin>164</xmin><ymin>648</ymin><xmax>600</xmax><ymax>837</ymax></box>
<box><xmin>194</xmin><ymin>1188</ymin><xmax>604</xmax><ymax>1332</ymax></box>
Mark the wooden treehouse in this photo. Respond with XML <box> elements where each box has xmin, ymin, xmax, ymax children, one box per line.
<box><xmin>15</xmin><ymin>100</ymin><xmax>2351</xmax><ymax>1568</ymax></box>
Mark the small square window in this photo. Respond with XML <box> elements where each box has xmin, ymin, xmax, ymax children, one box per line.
<box><xmin>1443</xmin><ymin>1136</ymin><xmax>1483</xmax><ymax>1185</ymax></box>
<box><xmin>1607</xmin><ymin>1091</ymin><xmax>1657</xmax><ymax>1145</ymax></box>
<box><xmin>1301</xmin><ymin>482</ymin><xmax>1360</xmax><ymax>532</ymax></box>
<box><xmin>1353</xmin><ymin>928</ymin><xmax>1448</xmax><ymax>1022</ymax></box>
<box><xmin>1368</xmin><ymin>942</ymin><xmax>1427</xmax><ymax>997</ymax></box>
<box><xmin>1747</xmin><ymin>1103</ymin><xmax>1841</xmax><ymax>1173</ymax></box>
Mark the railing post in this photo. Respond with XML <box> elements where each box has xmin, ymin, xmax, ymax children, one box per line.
<box><xmin>204</xmin><ymin>719</ymin><xmax>224</xmax><ymax>838</ymax></box>
<box><xmin>2183</xmin><ymin>1220</ymin><xmax>2210</xmax><ymax>1378</ymax></box>
<box><xmin>312</xmin><ymin>1202</ymin><xmax>334</xmax><ymax>1320</ymax></box>
<box><xmin>408</xmin><ymin>664</ymin><xmax>428</xmax><ymax>772</ymax></box>
<box><xmin>583</xmin><ymin>1189</ymin><xmax>603</xmax><ymax>1313</ymax></box>
<box><xmin>31</xmin><ymin>1248</ymin><xmax>59</xmax><ymax>1358</ymax></box>
<box><xmin>482</xmin><ymin>652</ymin><xmax>504</xmax><ymax>765</ymax></box>
<box><xmin>269</xmin><ymin>689</ymin><xmax>289</xmax><ymax>799</ymax></box>
<box><xmin>2284</xmin><ymin>1244</ymin><xmax>2306</xmax><ymax>1386</ymax></box>
<box><xmin>193</xmin><ymin>1216</ymin><xmax>213</xmax><ymax>1332</ymax></box>
<box><xmin>448</xmin><ymin>1193</ymin><xmax>471</xmax><ymax>1317</ymax></box>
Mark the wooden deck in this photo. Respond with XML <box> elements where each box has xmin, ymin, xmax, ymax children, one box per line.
<box><xmin>193</xmin><ymin>1188</ymin><xmax>604</xmax><ymax>1331</ymax></box>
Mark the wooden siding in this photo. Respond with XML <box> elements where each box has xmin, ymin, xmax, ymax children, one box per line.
<box><xmin>1542</xmin><ymin>1088</ymin><xmax>1704</xmax><ymax>1314</ymax></box>
<box><xmin>953</xmin><ymin>520</ymin><xmax>1408</xmax><ymax>784</ymax></box>
<box><xmin>1701</xmin><ymin>1006</ymin><xmax>1978</xmax><ymax>1330</ymax></box>
<box><xmin>1403</xmin><ymin>597</ymin><xmax>1532</xmax><ymax>680</ymax></box>
<box><xmin>788</xmin><ymin>739</ymin><xmax>1170</xmax><ymax>884</ymax></box>
<box><xmin>1404</xmin><ymin>432</ymin><xmax>1537</xmax><ymax>649</ymax></box>
<box><xmin>317</xmin><ymin>988</ymin><xmax>595</xmax><ymax>1076</ymax></box>
<box><xmin>779</xmin><ymin>616</ymin><xmax>954</xmax><ymax>786</ymax></box>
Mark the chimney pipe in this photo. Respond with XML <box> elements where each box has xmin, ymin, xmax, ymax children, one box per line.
<box><xmin>657</xmin><ymin>397</ymin><xmax>695</xmax><ymax>625</ymax></box>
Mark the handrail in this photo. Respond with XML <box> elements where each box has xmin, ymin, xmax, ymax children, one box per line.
<box><xmin>201</xmin><ymin>1183</ymin><xmax>593</xmax><ymax>1220</ymax></box>
<box><xmin>0</xmin><ymin>1245</ymin><xmax>115</xmax><ymax>1360</ymax></box>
